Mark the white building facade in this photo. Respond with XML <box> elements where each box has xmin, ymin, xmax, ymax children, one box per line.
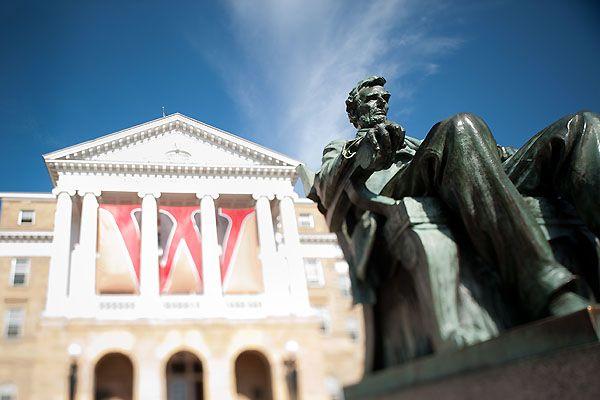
<box><xmin>0</xmin><ymin>114</ymin><xmax>363</xmax><ymax>400</ymax></box>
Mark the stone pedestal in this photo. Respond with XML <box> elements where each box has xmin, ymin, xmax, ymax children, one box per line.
<box><xmin>345</xmin><ymin>306</ymin><xmax>600</xmax><ymax>400</ymax></box>
<box><xmin>343</xmin><ymin>196</ymin><xmax>600</xmax><ymax>399</ymax></box>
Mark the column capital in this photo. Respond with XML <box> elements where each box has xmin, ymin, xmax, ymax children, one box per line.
<box><xmin>51</xmin><ymin>188</ymin><xmax>76</xmax><ymax>197</ymax></box>
<box><xmin>252</xmin><ymin>192</ymin><xmax>275</xmax><ymax>201</ymax></box>
<box><xmin>196</xmin><ymin>192</ymin><xmax>219</xmax><ymax>200</ymax></box>
<box><xmin>77</xmin><ymin>189</ymin><xmax>101</xmax><ymax>197</ymax></box>
<box><xmin>137</xmin><ymin>191</ymin><xmax>161</xmax><ymax>199</ymax></box>
<box><xmin>276</xmin><ymin>193</ymin><xmax>299</xmax><ymax>200</ymax></box>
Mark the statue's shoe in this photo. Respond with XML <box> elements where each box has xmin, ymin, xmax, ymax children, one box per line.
<box><xmin>548</xmin><ymin>292</ymin><xmax>591</xmax><ymax>317</ymax></box>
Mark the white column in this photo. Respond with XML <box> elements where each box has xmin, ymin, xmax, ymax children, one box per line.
<box><xmin>278</xmin><ymin>194</ymin><xmax>310</xmax><ymax>314</ymax></box>
<box><xmin>45</xmin><ymin>188</ymin><xmax>76</xmax><ymax>316</ymax></box>
<box><xmin>76</xmin><ymin>356</ymin><xmax>93</xmax><ymax>400</ymax></box>
<box><xmin>197</xmin><ymin>193</ymin><xmax>224</xmax><ymax>315</ymax></box>
<box><xmin>136</xmin><ymin>352</ymin><xmax>163</xmax><ymax>400</ymax></box>
<box><xmin>138</xmin><ymin>192</ymin><xmax>161</xmax><ymax>302</ymax></box>
<box><xmin>70</xmin><ymin>190</ymin><xmax>100</xmax><ymax>317</ymax></box>
<box><xmin>253</xmin><ymin>193</ymin><xmax>287</xmax><ymax>315</ymax></box>
<box><xmin>207</xmin><ymin>356</ymin><xmax>234</xmax><ymax>400</ymax></box>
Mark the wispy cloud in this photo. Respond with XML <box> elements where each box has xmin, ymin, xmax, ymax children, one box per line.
<box><xmin>200</xmin><ymin>0</ymin><xmax>462</xmax><ymax>167</ymax></box>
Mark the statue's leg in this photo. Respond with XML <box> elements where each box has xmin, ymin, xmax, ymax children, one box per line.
<box><xmin>386</xmin><ymin>113</ymin><xmax>585</xmax><ymax>318</ymax></box>
<box><xmin>504</xmin><ymin>111</ymin><xmax>600</xmax><ymax>236</ymax></box>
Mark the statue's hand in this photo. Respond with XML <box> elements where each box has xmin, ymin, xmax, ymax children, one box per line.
<box><xmin>357</xmin><ymin>122</ymin><xmax>405</xmax><ymax>171</ymax></box>
<box><xmin>386</xmin><ymin>121</ymin><xmax>406</xmax><ymax>152</ymax></box>
<box><xmin>359</xmin><ymin>124</ymin><xmax>396</xmax><ymax>171</ymax></box>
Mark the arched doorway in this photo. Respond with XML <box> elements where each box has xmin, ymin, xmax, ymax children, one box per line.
<box><xmin>94</xmin><ymin>352</ymin><xmax>134</xmax><ymax>400</ymax></box>
<box><xmin>235</xmin><ymin>350</ymin><xmax>273</xmax><ymax>400</ymax></box>
<box><xmin>166</xmin><ymin>351</ymin><xmax>204</xmax><ymax>400</ymax></box>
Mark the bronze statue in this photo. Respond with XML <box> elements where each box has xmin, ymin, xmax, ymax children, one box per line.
<box><xmin>303</xmin><ymin>76</ymin><xmax>600</xmax><ymax>372</ymax></box>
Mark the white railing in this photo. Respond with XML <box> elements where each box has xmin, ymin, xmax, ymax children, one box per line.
<box><xmin>67</xmin><ymin>293</ymin><xmax>274</xmax><ymax>320</ymax></box>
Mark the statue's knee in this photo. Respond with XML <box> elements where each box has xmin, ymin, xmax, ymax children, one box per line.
<box><xmin>577</xmin><ymin>110</ymin><xmax>600</xmax><ymax>126</ymax></box>
<box><xmin>446</xmin><ymin>112</ymin><xmax>486</xmax><ymax>139</ymax></box>
<box><xmin>568</xmin><ymin>111</ymin><xmax>600</xmax><ymax>136</ymax></box>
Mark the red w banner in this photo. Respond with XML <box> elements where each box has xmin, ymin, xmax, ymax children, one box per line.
<box><xmin>96</xmin><ymin>204</ymin><xmax>261</xmax><ymax>295</ymax></box>
<box><xmin>158</xmin><ymin>206</ymin><xmax>203</xmax><ymax>294</ymax></box>
<box><xmin>96</xmin><ymin>204</ymin><xmax>141</xmax><ymax>294</ymax></box>
<box><xmin>217</xmin><ymin>207</ymin><xmax>264</xmax><ymax>294</ymax></box>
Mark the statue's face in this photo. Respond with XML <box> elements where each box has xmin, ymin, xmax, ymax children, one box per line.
<box><xmin>356</xmin><ymin>85</ymin><xmax>390</xmax><ymax>128</ymax></box>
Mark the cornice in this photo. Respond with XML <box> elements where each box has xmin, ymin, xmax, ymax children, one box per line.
<box><xmin>252</xmin><ymin>193</ymin><xmax>275</xmax><ymax>200</ymax></box>
<box><xmin>45</xmin><ymin>159</ymin><xmax>298</xmax><ymax>182</ymax></box>
<box><xmin>294</xmin><ymin>198</ymin><xmax>315</xmax><ymax>204</ymax></box>
<box><xmin>0</xmin><ymin>231</ymin><xmax>54</xmax><ymax>243</ymax></box>
<box><xmin>0</xmin><ymin>192</ymin><xmax>55</xmax><ymax>200</ymax></box>
<box><xmin>299</xmin><ymin>233</ymin><xmax>339</xmax><ymax>244</ymax></box>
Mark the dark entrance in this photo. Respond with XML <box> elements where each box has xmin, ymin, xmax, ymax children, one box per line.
<box><xmin>235</xmin><ymin>350</ymin><xmax>273</xmax><ymax>400</ymax></box>
<box><xmin>166</xmin><ymin>351</ymin><xmax>204</xmax><ymax>400</ymax></box>
<box><xmin>94</xmin><ymin>352</ymin><xmax>134</xmax><ymax>400</ymax></box>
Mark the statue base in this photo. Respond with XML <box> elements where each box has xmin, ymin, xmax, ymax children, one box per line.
<box><xmin>345</xmin><ymin>306</ymin><xmax>600</xmax><ymax>400</ymax></box>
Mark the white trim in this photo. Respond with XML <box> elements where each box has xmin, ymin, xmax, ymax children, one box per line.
<box><xmin>9</xmin><ymin>257</ymin><xmax>30</xmax><ymax>287</ymax></box>
<box><xmin>294</xmin><ymin>198</ymin><xmax>315</xmax><ymax>204</ymax></box>
<box><xmin>299</xmin><ymin>233</ymin><xmax>338</xmax><ymax>243</ymax></box>
<box><xmin>0</xmin><ymin>192</ymin><xmax>55</xmax><ymax>200</ymax></box>
<box><xmin>299</xmin><ymin>242</ymin><xmax>344</xmax><ymax>260</ymax></box>
<box><xmin>44</xmin><ymin>159</ymin><xmax>298</xmax><ymax>186</ymax></box>
<box><xmin>0</xmin><ymin>242</ymin><xmax>53</xmax><ymax>257</ymax></box>
<box><xmin>0</xmin><ymin>231</ymin><xmax>54</xmax><ymax>243</ymax></box>
<box><xmin>52</xmin><ymin>293</ymin><xmax>305</xmax><ymax>320</ymax></box>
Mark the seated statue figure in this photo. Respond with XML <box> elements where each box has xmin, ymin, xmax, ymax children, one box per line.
<box><xmin>305</xmin><ymin>76</ymin><xmax>600</xmax><ymax>372</ymax></box>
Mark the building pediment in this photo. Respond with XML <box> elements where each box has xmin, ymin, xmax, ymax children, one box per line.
<box><xmin>78</xmin><ymin>130</ymin><xmax>264</xmax><ymax>167</ymax></box>
<box><xmin>44</xmin><ymin>113</ymin><xmax>300</xmax><ymax>185</ymax></box>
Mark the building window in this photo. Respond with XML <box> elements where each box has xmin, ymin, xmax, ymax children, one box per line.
<box><xmin>10</xmin><ymin>258</ymin><xmax>30</xmax><ymax>287</ymax></box>
<box><xmin>304</xmin><ymin>258</ymin><xmax>324</xmax><ymax>287</ymax></box>
<box><xmin>335</xmin><ymin>261</ymin><xmax>351</xmax><ymax>297</ymax></box>
<box><xmin>18</xmin><ymin>210</ymin><xmax>35</xmax><ymax>225</ymax></box>
<box><xmin>4</xmin><ymin>308</ymin><xmax>24</xmax><ymax>338</ymax></box>
<box><xmin>334</xmin><ymin>261</ymin><xmax>349</xmax><ymax>274</ymax></box>
<box><xmin>298</xmin><ymin>213</ymin><xmax>314</xmax><ymax>228</ymax></box>
<box><xmin>324</xmin><ymin>376</ymin><xmax>343</xmax><ymax>400</ymax></box>
<box><xmin>315</xmin><ymin>307</ymin><xmax>331</xmax><ymax>334</ymax></box>
<box><xmin>338</xmin><ymin>275</ymin><xmax>351</xmax><ymax>297</ymax></box>
<box><xmin>346</xmin><ymin>317</ymin><xmax>360</xmax><ymax>342</ymax></box>
<box><xmin>0</xmin><ymin>383</ymin><xmax>16</xmax><ymax>400</ymax></box>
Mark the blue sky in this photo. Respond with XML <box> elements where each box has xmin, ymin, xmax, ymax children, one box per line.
<box><xmin>1</xmin><ymin>0</ymin><xmax>599</xmax><ymax>193</ymax></box>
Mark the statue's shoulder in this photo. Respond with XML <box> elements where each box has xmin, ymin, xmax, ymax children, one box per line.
<box><xmin>323</xmin><ymin>139</ymin><xmax>347</xmax><ymax>153</ymax></box>
<box><xmin>319</xmin><ymin>139</ymin><xmax>348</xmax><ymax>165</ymax></box>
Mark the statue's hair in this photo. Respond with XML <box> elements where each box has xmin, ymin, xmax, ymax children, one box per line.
<box><xmin>346</xmin><ymin>76</ymin><xmax>387</xmax><ymax>128</ymax></box>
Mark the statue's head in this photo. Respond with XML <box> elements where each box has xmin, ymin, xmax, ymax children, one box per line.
<box><xmin>346</xmin><ymin>76</ymin><xmax>390</xmax><ymax>129</ymax></box>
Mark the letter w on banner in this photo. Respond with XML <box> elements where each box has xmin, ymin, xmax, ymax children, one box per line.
<box><xmin>217</xmin><ymin>208</ymin><xmax>264</xmax><ymax>294</ymax></box>
<box><xmin>97</xmin><ymin>204</ymin><xmax>141</xmax><ymax>294</ymax></box>
<box><xmin>158</xmin><ymin>206</ymin><xmax>203</xmax><ymax>294</ymax></box>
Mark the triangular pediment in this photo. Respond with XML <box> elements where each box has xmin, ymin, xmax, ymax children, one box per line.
<box><xmin>44</xmin><ymin>113</ymin><xmax>299</xmax><ymax>168</ymax></box>
<box><xmin>75</xmin><ymin>129</ymin><xmax>263</xmax><ymax>166</ymax></box>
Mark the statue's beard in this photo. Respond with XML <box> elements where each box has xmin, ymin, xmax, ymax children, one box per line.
<box><xmin>358</xmin><ymin>112</ymin><xmax>386</xmax><ymax>128</ymax></box>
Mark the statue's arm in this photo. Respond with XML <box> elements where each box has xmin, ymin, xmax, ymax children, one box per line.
<box><xmin>310</xmin><ymin>139</ymin><xmax>349</xmax><ymax>209</ymax></box>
